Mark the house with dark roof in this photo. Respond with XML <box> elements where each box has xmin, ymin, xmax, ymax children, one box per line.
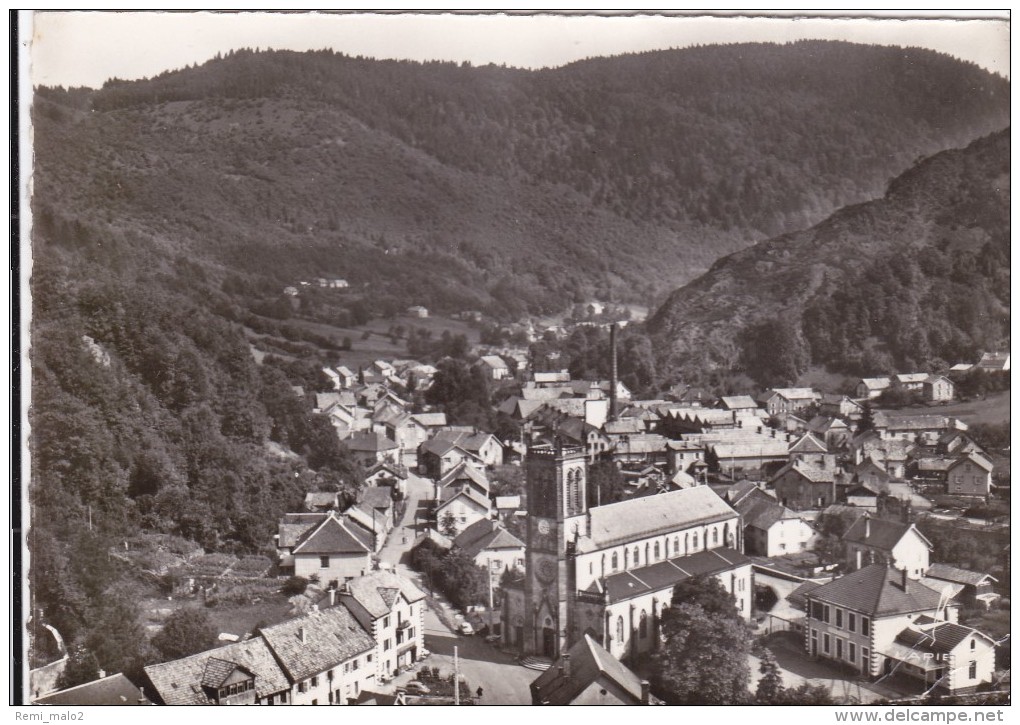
<box><xmin>922</xmin><ymin>375</ymin><xmax>955</xmax><ymax>402</ymax></box>
<box><xmin>921</xmin><ymin>564</ymin><xmax>999</xmax><ymax>609</ymax></box>
<box><xmin>418</xmin><ymin>437</ymin><xmax>485</xmax><ymax>480</ymax></box>
<box><xmin>364</xmin><ymin>461</ymin><xmax>409</xmax><ymax>495</ymax></box>
<box><xmin>530</xmin><ymin>634</ymin><xmax>654</xmax><ymax>705</ymax></box>
<box><xmin>819</xmin><ymin>394</ymin><xmax>864</xmax><ymax>420</ymax></box>
<box><xmin>330</xmin><ymin>571</ymin><xmax>427</xmax><ymax>682</ymax></box>
<box><xmin>276</xmin><ymin>512</ymin><xmax>373</xmax><ymax>584</ymax></box>
<box><xmin>345</xmin><ymin>431</ymin><xmax>400</xmax><ymax>467</ymax></box>
<box><xmin>435</xmin><ymin>486</ymin><xmax>492</xmax><ymax>537</ymax></box>
<box><xmin>478</xmin><ymin>354</ymin><xmax>511</xmax><ymax>380</ymax></box>
<box><xmin>259</xmin><ymin>605</ymin><xmax>377</xmax><ymax>704</ymax></box>
<box><xmin>718</xmin><ymin>395</ymin><xmax>759</xmax><ymax>412</ymax></box>
<box><xmin>789</xmin><ymin>432</ymin><xmax>830</xmax><ymax>465</ymax></box>
<box><xmin>433</xmin><ymin>428</ymin><xmax>505</xmax><ymax>468</ymax></box>
<box><xmin>889</xmin><ymin>615</ymin><xmax>997</xmax><ymax>694</ymax></box>
<box><xmin>34</xmin><ymin>673</ymin><xmax>150</xmax><ymax>706</ymax></box>
<box><xmin>453</xmin><ymin>518</ymin><xmax>526</xmax><ymax>586</ymax></box>
<box><xmin>854</xmin><ymin>377</ymin><xmax>892</xmax><ymax>400</ymax></box>
<box><xmin>730</xmin><ymin>485</ymin><xmax>818</xmax><ymax>557</ymax></box>
<box><xmin>144</xmin><ymin>636</ymin><xmax>291</xmax><ymax>705</ymax></box>
<box><xmin>842</xmin><ymin>514</ymin><xmax>932</xmax><ymax>579</ymax></box>
<box><xmin>758</xmin><ymin>387</ymin><xmax>820</xmax><ymax>417</ymax></box>
<box><xmin>770</xmin><ymin>458</ymin><xmax>843</xmax><ymax>511</ymax></box>
<box><xmin>946</xmin><ymin>452</ymin><xmax>993</xmax><ymax>498</ymax></box>
<box><xmin>304</xmin><ymin>491</ymin><xmax>339</xmax><ymax>513</ymax></box>
<box><xmin>802</xmin><ymin>564</ymin><xmax>957</xmax><ymax>680</ymax></box>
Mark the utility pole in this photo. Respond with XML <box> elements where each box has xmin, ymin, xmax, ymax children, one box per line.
<box><xmin>453</xmin><ymin>646</ymin><xmax>460</xmax><ymax>705</ymax></box>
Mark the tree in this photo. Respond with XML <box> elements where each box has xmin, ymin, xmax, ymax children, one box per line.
<box><xmin>755</xmin><ymin>648</ymin><xmax>785</xmax><ymax>704</ymax></box>
<box><xmin>670</xmin><ymin>574</ymin><xmax>742</xmax><ymax>622</ymax></box>
<box><xmin>652</xmin><ymin>602</ymin><xmax>751</xmax><ymax>705</ymax></box>
<box><xmin>151</xmin><ymin>607</ymin><xmax>217</xmax><ymax>663</ymax></box>
<box><xmin>437</xmin><ymin>549</ymin><xmax>489</xmax><ymax>611</ymax></box>
<box><xmin>440</xmin><ymin>511</ymin><xmax>459</xmax><ymax>539</ymax></box>
<box><xmin>858</xmin><ymin>400</ymin><xmax>875</xmax><ymax>433</ymax></box>
<box><xmin>57</xmin><ymin>644</ymin><xmax>101</xmax><ymax>691</ymax></box>
<box><xmin>587</xmin><ymin>461</ymin><xmax>625</xmax><ymax>507</ymax></box>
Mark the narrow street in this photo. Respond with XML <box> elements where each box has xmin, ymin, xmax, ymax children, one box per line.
<box><xmin>374</xmin><ymin>468</ymin><xmax>536</xmax><ymax>704</ymax></box>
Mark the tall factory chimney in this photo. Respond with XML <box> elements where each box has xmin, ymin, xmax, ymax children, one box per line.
<box><xmin>609</xmin><ymin>323</ymin><xmax>619</xmax><ymax>422</ymax></box>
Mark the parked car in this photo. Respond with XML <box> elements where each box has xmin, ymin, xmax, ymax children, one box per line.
<box><xmin>484</xmin><ymin>634</ymin><xmax>501</xmax><ymax>644</ymax></box>
<box><xmin>403</xmin><ymin>681</ymin><xmax>431</xmax><ymax>695</ymax></box>
<box><xmin>458</xmin><ymin>622</ymin><xmax>475</xmax><ymax>635</ymax></box>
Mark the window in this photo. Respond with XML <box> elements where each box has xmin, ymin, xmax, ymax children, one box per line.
<box><xmin>408</xmin><ymin>627</ymin><xmax>414</xmax><ymax>639</ymax></box>
<box><xmin>384</xmin><ymin>616</ymin><xmax>390</xmax><ymax>628</ymax></box>
<box><xmin>384</xmin><ymin>639</ymin><xmax>392</xmax><ymax>650</ymax></box>
<box><xmin>624</xmin><ymin>549</ymin><xmax>629</xmax><ymax>569</ymax></box>
<box><xmin>849</xmin><ymin>642</ymin><xmax>856</xmax><ymax>663</ymax></box>
<box><xmin>848</xmin><ymin>613</ymin><xmax>856</xmax><ymax>633</ymax></box>
<box><xmin>311</xmin><ymin>675</ymin><xmax>319</xmax><ymax>687</ymax></box>
<box><xmin>633</xmin><ymin>547</ymin><xmax>640</xmax><ymax>566</ymax></box>
<box><xmin>612</xmin><ymin>552</ymin><xmax>618</xmax><ymax>570</ymax></box>
<box><xmin>971</xmin><ymin>639</ymin><xmax>976</xmax><ymax>650</ymax></box>
<box><xmin>320</xmin><ymin>555</ymin><xmax>330</xmax><ymax>569</ymax></box>
<box><xmin>616</xmin><ymin>616</ymin><xmax>624</xmax><ymax>644</ymax></box>
<box><xmin>673</xmin><ymin>537</ymin><xmax>679</xmax><ymax>555</ymax></box>
<box><xmin>639</xmin><ymin>610</ymin><xmax>648</xmax><ymax>638</ymax></box>
<box><xmin>862</xmin><ymin>617</ymin><xmax>870</xmax><ymax>636</ymax></box>
<box><xmin>312</xmin><ymin>699</ymin><xmax>317</xmax><ymax>706</ymax></box>
<box><xmin>823</xmin><ymin>634</ymin><xmax>830</xmax><ymax>655</ymax></box>
<box><xmin>823</xmin><ymin>605</ymin><xmax>831</xmax><ymax>624</ymax></box>
<box><xmin>969</xmin><ymin>661</ymin><xmax>977</xmax><ymax>679</ymax></box>
<box><xmin>654</xmin><ymin>542</ymin><xmax>660</xmax><ymax>560</ymax></box>
<box><xmin>268</xmin><ymin>695</ymin><xmax>275</xmax><ymax>705</ymax></box>
<box><xmin>589</xmin><ymin>562</ymin><xmax>593</xmax><ymax>575</ymax></box>
<box><xmin>280</xmin><ymin>692</ymin><xmax>287</xmax><ymax>704</ymax></box>
<box><xmin>353</xmin><ymin>659</ymin><xmax>360</xmax><ymax>671</ymax></box>
<box><xmin>344</xmin><ymin>663</ymin><xmax>350</xmax><ymax>674</ymax></box>
<box><xmin>367</xmin><ymin>653</ymin><xmax>373</xmax><ymax>662</ymax></box>
<box><xmin>712</xmin><ymin>528</ymin><xmax>719</xmax><ymax>545</ymax></box>
<box><xmin>298</xmin><ymin>681</ymin><xmax>307</xmax><ymax>693</ymax></box>
<box><xmin>836</xmin><ymin>609</ymin><xmax>843</xmax><ymax>629</ymax></box>
<box><xmin>836</xmin><ymin>638</ymin><xmax>843</xmax><ymax>659</ymax></box>
<box><xmin>862</xmin><ymin>648</ymin><xmax>869</xmax><ymax>672</ymax></box>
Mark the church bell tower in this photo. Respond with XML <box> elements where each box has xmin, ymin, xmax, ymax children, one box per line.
<box><xmin>522</xmin><ymin>441</ymin><xmax>588</xmax><ymax>659</ymax></box>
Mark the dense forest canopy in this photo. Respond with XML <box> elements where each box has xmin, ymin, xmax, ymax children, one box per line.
<box><xmin>33</xmin><ymin>41</ymin><xmax>1008</xmax><ymax>318</ymax></box>
<box><xmin>648</xmin><ymin>129</ymin><xmax>1011</xmax><ymax>385</ymax></box>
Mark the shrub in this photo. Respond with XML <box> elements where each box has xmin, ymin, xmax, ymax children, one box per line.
<box><xmin>281</xmin><ymin>575</ymin><xmax>308</xmax><ymax>596</ymax></box>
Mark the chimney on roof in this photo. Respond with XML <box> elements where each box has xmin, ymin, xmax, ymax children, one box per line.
<box><xmin>329</xmin><ymin>588</ymin><xmax>336</xmax><ymax>607</ymax></box>
<box><xmin>864</xmin><ymin>513</ymin><xmax>871</xmax><ymax>539</ymax></box>
<box><xmin>641</xmin><ymin>680</ymin><xmax>651</xmax><ymax>705</ymax></box>
<box><xmin>609</xmin><ymin>324</ymin><xmax>619</xmax><ymax>422</ymax></box>
<box><xmin>299</xmin><ymin>626</ymin><xmax>306</xmax><ymax>643</ymax></box>
<box><xmin>901</xmin><ymin>567</ymin><xmax>909</xmax><ymax>590</ymax></box>
<box><xmin>856</xmin><ymin>549</ymin><xmax>862</xmax><ymax>571</ymax></box>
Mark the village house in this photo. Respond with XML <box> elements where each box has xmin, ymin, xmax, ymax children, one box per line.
<box><xmin>819</xmin><ymin>394</ymin><xmax>864</xmax><ymax>420</ymax></box>
<box><xmin>892</xmin><ymin>373</ymin><xmax>930</xmax><ymax>393</ymax></box>
<box><xmin>666</xmin><ymin>439</ymin><xmax>708</xmax><ymax>478</ymax></box>
<box><xmin>936</xmin><ymin>431</ymin><xmax>984</xmax><ymax>458</ymax></box>
<box><xmin>770</xmin><ymin>458</ymin><xmax>842</xmax><ymax>510</ymax></box>
<box><xmin>435</xmin><ymin>485</ymin><xmax>492</xmax><ymax>536</ymax></box>
<box><xmin>800</xmin><ymin>564</ymin><xmax>998</xmax><ymax>695</ymax></box>
<box><xmin>453</xmin><ymin>518</ymin><xmax>526</xmax><ymax>587</ymax></box>
<box><xmin>34</xmin><ymin>673</ymin><xmax>151</xmax><ymax>706</ymax></box>
<box><xmin>709</xmin><ymin>437</ymin><xmax>790</xmax><ymax>478</ymax></box>
<box><xmin>845</xmin><ymin>483</ymin><xmax>879</xmax><ymax>510</ymax></box>
<box><xmin>788</xmin><ymin>432</ymin><xmax>831</xmax><ymax>466</ymax></box>
<box><xmin>611</xmin><ymin>433</ymin><xmax>671</xmax><ymax>467</ymax></box>
<box><xmin>406</xmin><ymin>305</ymin><xmax>428</xmax><ymax>318</ymax></box>
<box><xmin>873</xmin><ymin>413</ymin><xmax>966</xmax><ymax>445</ymax></box>
<box><xmin>436</xmin><ymin>461</ymin><xmax>491</xmax><ymax>500</ymax></box>
<box><xmin>728</xmin><ymin>483</ymin><xmax>818</xmax><ymax>557</ymax></box>
<box><xmin>907</xmin><ymin>457</ymin><xmax>955</xmax><ymax>487</ymax></box>
<box><xmin>433</xmin><ymin>428</ymin><xmax>505</xmax><ymax>468</ymax></box>
<box><xmin>807</xmin><ymin>416</ymin><xmax>851</xmax><ymax>449</ymax></box>
<box><xmin>303</xmin><ymin>491</ymin><xmax>340</xmax><ymax>513</ymax></box>
<box><xmin>258</xmin><ymin>606</ymin><xmax>377</xmax><ymax>704</ymax></box>
<box><xmin>418</xmin><ymin>437</ymin><xmax>486</xmax><ymax>480</ymax></box>
<box><xmin>331</xmin><ymin>571</ymin><xmax>427</xmax><ymax>681</ymax></box>
<box><xmin>921</xmin><ymin>563</ymin><xmax>1000</xmax><ymax>609</ymax></box>
<box><xmin>530</xmin><ymin>634</ymin><xmax>654</xmax><ymax>705</ymax></box>
<box><xmin>849</xmin><ymin>430</ymin><xmax>913</xmax><ymax>479</ymax></box>
<box><xmin>276</xmin><ymin>512</ymin><xmax>374</xmax><ymax>584</ymax></box>
<box><xmin>852</xmin><ymin>458</ymin><xmax>894</xmax><ymax>491</ymax></box>
<box><xmin>718</xmin><ymin>395</ymin><xmax>760</xmax><ymax>413</ymax></box>
<box><xmin>758</xmin><ymin>387</ymin><xmax>820</xmax><ymax>417</ymax></box>
<box><xmin>842</xmin><ymin>514</ymin><xmax>932</xmax><ymax>579</ymax></box>
<box><xmin>976</xmin><ymin>351</ymin><xmax>1010</xmax><ymax>372</ymax></box>
<box><xmin>478</xmin><ymin>354</ymin><xmax>511</xmax><ymax>381</ymax></box>
<box><xmin>855</xmin><ymin>377</ymin><xmax>891</xmax><ymax>400</ymax></box>
<box><xmin>923</xmin><ymin>375</ymin><xmax>955</xmax><ymax>402</ymax></box>
<box><xmin>946</xmin><ymin>452</ymin><xmax>994</xmax><ymax>498</ymax></box>
<box><xmin>364</xmin><ymin>461</ymin><xmax>409</xmax><ymax>497</ymax></box>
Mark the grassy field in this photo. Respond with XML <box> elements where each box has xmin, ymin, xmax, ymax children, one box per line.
<box><xmin>880</xmin><ymin>391</ymin><xmax>1011</xmax><ymax>426</ymax></box>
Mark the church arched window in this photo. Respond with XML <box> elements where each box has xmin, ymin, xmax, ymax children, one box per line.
<box><xmin>673</xmin><ymin>537</ymin><xmax>679</xmax><ymax>556</ymax></box>
<box><xmin>611</xmin><ymin>552</ymin><xmax>618</xmax><ymax>571</ymax></box>
<box><xmin>616</xmin><ymin>616</ymin><xmax>624</xmax><ymax>645</ymax></box>
<box><xmin>624</xmin><ymin>549</ymin><xmax>629</xmax><ymax>569</ymax></box>
<box><xmin>639</xmin><ymin>610</ymin><xmax>648</xmax><ymax>638</ymax></box>
<box><xmin>712</xmin><ymin>527</ymin><xmax>719</xmax><ymax>546</ymax></box>
<box><xmin>692</xmin><ymin>532</ymin><xmax>699</xmax><ymax>550</ymax></box>
<box><xmin>645</xmin><ymin>543</ymin><xmax>650</xmax><ymax>564</ymax></box>
<box><xmin>654</xmin><ymin>541</ymin><xmax>660</xmax><ymax>560</ymax></box>
<box><xmin>601</xmin><ymin>554</ymin><xmax>606</xmax><ymax>578</ymax></box>
<box><xmin>633</xmin><ymin>547</ymin><xmax>640</xmax><ymax>566</ymax></box>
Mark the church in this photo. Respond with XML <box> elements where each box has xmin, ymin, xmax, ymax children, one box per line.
<box><xmin>501</xmin><ymin>442</ymin><xmax>752</xmax><ymax>663</ymax></box>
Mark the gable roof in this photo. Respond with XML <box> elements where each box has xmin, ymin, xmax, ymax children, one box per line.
<box><xmin>719</xmin><ymin>395</ymin><xmax>759</xmax><ymax>410</ymax></box>
<box><xmin>806</xmin><ymin>564</ymin><xmax>942</xmax><ymax>617</ymax></box>
<box><xmin>895</xmin><ymin>615</ymin><xmax>994</xmax><ymax>655</ymax></box>
<box><xmin>842</xmin><ymin>516</ymin><xmax>931</xmax><ymax>552</ymax></box>
<box><xmin>359</xmin><ymin>486</ymin><xmax>393</xmax><ymax>510</ymax></box>
<box><xmin>530</xmin><ymin>633</ymin><xmax>645</xmax><ymax>705</ymax></box>
<box><xmin>736</xmin><ymin>494</ymin><xmax>800</xmax><ymax>532</ymax></box>
<box><xmin>340</xmin><ymin>571</ymin><xmax>426</xmax><ymax>619</ymax></box>
<box><xmin>771</xmin><ymin>459</ymin><xmax>838</xmax><ymax>484</ymax></box>
<box><xmin>277</xmin><ymin>513</ymin><xmax>328</xmax><ymax>549</ymax></box>
<box><xmin>436</xmin><ymin>487</ymin><xmax>491</xmax><ymax>513</ymax></box>
<box><xmin>923</xmin><ymin>563</ymin><xmax>997</xmax><ymax>587</ymax></box>
<box><xmin>411</xmin><ymin>412</ymin><xmax>448</xmax><ymax>427</ymax></box>
<box><xmin>304</xmin><ymin>492</ymin><xmax>338</xmax><ymax>511</ymax></box>
<box><xmin>584</xmin><ymin>486</ymin><xmax>736</xmax><ymax>551</ymax></box>
<box><xmin>438</xmin><ymin>462</ymin><xmax>491</xmax><ymax>494</ymax></box>
<box><xmin>144</xmin><ymin>637</ymin><xmax>290</xmax><ymax>705</ymax></box>
<box><xmin>292</xmin><ymin>513</ymin><xmax>373</xmax><ymax>555</ymax></box>
<box><xmin>947</xmin><ymin>452</ymin><xmax>994</xmax><ymax>473</ymax></box>
<box><xmin>34</xmin><ymin>673</ymin><xmax>151</xmax><ymax>706</ymax></box>
<box><xmin>453</xmin><ymin>519</ymin><xmax>526</xmax><ymax>558</ymax></box>
<box><xmin>260</xmin><ymin>606</ymin><xmax>375</xmax><ymax>682</ymax></box>
<box><xmin>480</xmin><ymin>354</ymin><xmax>509</xmax><ymax>369</ymax></box>
<box><xmin>345</xmin><ymin>432</ymin><xmax>399</xmax><ymax>453</ymax></box>
<box><xmin>790</xmin><ymin>432</ymin><xmax>829</xmax><ymax>453</ymax></box>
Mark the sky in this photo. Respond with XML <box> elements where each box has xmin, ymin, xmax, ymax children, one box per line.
<box><xmin>27</xmin><ymin>10</ymin><xmax>1010</xmax><ymax>89</ymax></box>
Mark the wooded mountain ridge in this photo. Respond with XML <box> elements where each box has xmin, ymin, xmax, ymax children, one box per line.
<box><xmin>34</xmin><ymin>41</ymin><xmax>1008</xmax><ymax>317</ymax></box>
<box><xmin>647</xmin><ymin>128</ymin><xmax>1011</xmax><ymax>386</ymax></box>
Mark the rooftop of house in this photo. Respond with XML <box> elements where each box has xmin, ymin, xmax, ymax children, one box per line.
<box><xmin>613</xmin><ymin>433</ymin><xmax>670</xmax><ymax>455</ymax></box>
<box><xmin>842</xmin><ymin>515</ymin><xmax>930</xmax><ymax>552</ymax></box>
<box><xmin>530</xmin><ymin>634</ymin><xmax>648</xmax><ymax>705</ymax></box>
<box><xmin>304</xmin><ymin>492</ymin><xmax>339</xmax><ymax>511</ymax></box>
<box><xmin>947</xmin><ymin>452</ymin><xmax>994</xmax><ymax>473</ymax></box>
<box><xmin>712</xmin><ymin>439</ymin><xmax>790</xmax><ymax>460</ymax></box>
<box><xmin>771</xmin><ymin>458</ymin><xmax>839</xmax><ymax>484</ymax></box>
<box><xmin>806</xmin><ymin>564</ymin><xmax>943</xmax><ymax>617</ymax></box>
<box><xmin>767</xmin><ymin>387</ymin><xmax>819</xmax><ymax>401</ymax></box>
<box><xmin>34</xmin><ymin>673</ymin><xmax>151</xmax><ymax>706</ymax></box>
<box><xmin>144</xmin><ymin>637</ymin><xmax>290</xmax><ymax>705</ymax></box>
<box><xmin>411</xmin><ymin>412</ymin><xmax>448</xmax><ymax>427</ymax></box>
<box><xmin>495</xmin><ymin>495</ymin><xmax>522</xmax><ymax>510</ymax></box>
<box><xmin>259</xmin><ymin>606</ymin><xmax>375</xmax><ymax>683</ymax></box>
<box><xmin>859</xmin><ymin>377</ymin><xmax>892</xmax><ymax>390</ymax></box>
<box><xmin>923</xmin><ymin>563</ymin><xmax>996</xmax><ymax>587</ymax></box>
<box><xmin>453</xmin><ymin>518</ymin><xmax>525</xmax><ymax>558</ymax></box>
<box><xmin>339</xmin><ymin>571</ymin><xmax>426</xmax><ymax>620</ymax></box>
<box><xmin>719</xmin><ymin>395</ymin><xmax>759</xmax><ymax>410</ymax></box>
<box><xmin>436</xmin><ymin>487</ymin><xmax>491</xmax><ymax>512</ymax></box>
<box><xmin>438</xmin><ymin>461</ymin><xmax>491</xmax><ymax>490</ymax></box>
<box><xmin>874</xmin><ymin>413</ymin><xmax>965</xmax><ymax>432</ymax></box>
<box><xmin>359</xmin><ymin>486</ymin><xmax>394</xmax><ymax>510</ymax></box>
<box><xmin>480</xmin><ymin>354</ymin><xmax>509</xmax><ymax>369</ymax></box>
<box><xmin>581</xmin><ymin>486</ymin><xmax>736</xmax><ymax>551</ymax></box>
<box><xmin>894</xmin><ymin>615</ymin><xmax>993</xmax><ymax>655</ymax></box>
<box><xmin>600</xmin><ymin>547</ymin><xmax>750</xmax><ymax>604</ymax></box>
<box><xmin>790</xmin><ymin>432</ymin><xmax>829</xmax><ymax>453</ymax></box>
<box><xmin>291</xmin><ymin>513</ymin><xmax>374</xmax><ymax>555</ymax></box>
<box><xmin>345</xmin><ymin>431</ymin><xmax>399</xmax><ymax>452</ymax></box>
<box><xmin>735</xmin><ymin>493</ymin><xmax>801</xmax><ymax>531</ymax></box>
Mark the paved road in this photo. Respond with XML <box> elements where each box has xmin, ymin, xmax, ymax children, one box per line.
<box><xmin>373</xmin><ymin>469</ymin><xmax>535</xmax><ymax>704</ymax></box>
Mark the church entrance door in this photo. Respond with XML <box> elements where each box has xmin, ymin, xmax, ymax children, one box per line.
<box><xmin>542</xmin><ymin>628</ymin><xmax>556</xmax><ymax>658</ymax></box>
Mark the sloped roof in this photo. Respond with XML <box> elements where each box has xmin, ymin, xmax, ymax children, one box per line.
<box><xmin>771</xmin><ymin>459</ymin><xmax>838</xmax><ymax>484</ymax></box>
<box><xmin>412</xmin><ymin>412</ymin><xmax>448</xmax><ymax>427</ymax></box>
<box><xmin>947</xmin><ymin>452</ymin><xmax>994</xmax><ymax>473</ymax></box>
<box><xmin>859</xmin><ymin>377</ymin><xmax>892</xmax><ymax>390</ymax></box>
<box><xmin>260</xmin><ymin>606</ymin><xmax>375</xmax><ymax>682</ymax></box>
<box><xmin>304</xmin><ymin>492</ymin><xmax>338</xmax><ymax>511</ymax></box>
<box><xmin>480</xmin><ymin>355</ymin><xmax>509</xmax><ymax>369</ymax></box>
<box><xmin>277</xmin><ymin>513</ymin><xmax>328</xmax><ymax>548</ymax></box>
<box><xmin>787</xmin><ymin>580</ymin><xmax>823</xmax><ymax>610</ymax></box>
<box><xmin>603</xmin><ymin>417</ymin><xmax>647</xmax><ymax>435</ymax></box>
<box><xmin>200</xmin><ymin>658</ymin><xmax>251</xmax><ymax>689</ymax></box>
<box><xmin>360</xmin><ymin>486</ymin><xmax>393</xmax><ymax>510</ymax></box>
<box><xmin>345</xmin><ymin>432</ymin><xmax>399</xmax><ymax>452</ymax></box>
<box><xmin>438</xmin><ymin>462</ymin><xmax>490</xmax><ymax>494</ymax></box>
<box><xmin>924</xmin><ymin>563</ymin><xmax>996</xmax><ymax>587</ymax></box>
<box><xmin>34</xmin><ymin>673</ymin><xmax>151</xmax><ymax>706</ymax></box>
<box><xmin>613</xmin><ymin>434</ymin><xmax>669</xmax><ymax>455</ymax></box>
<box><xmin>736</xmin><ymin>494</ymin><xmax>799</xmax><ymax>531</ymax></box>
<box><xmin>770</xmin><ymin>387</ymin><xmax>819</xmax><ymax>400</ymax></box>
<box><xmin>895</xmin><ymin>615</ymin><xmax>993</xmax><ymax>655</ymax></box>
<box><xmin>806</xmin><ymin>564</ymin><xmax>942</xmax><ymax>616</ymax></box>
<box><xmin>842</xmin><ymin>516</ymin><xmax>931</xmax><ymax>552</ymax></box>
<box><xmin>436</xmin><ymin>487</ymin><xmax>491</xmax><ymax>513</ymax></box>
<box><xmin>713</xmin><ymin>439</ymin><xmax>789</xmax><ymax>459</ymax></box>
<box><xmin>530</xmin><ymin>634</ymin><xmax>645</xmax><ymax>705</ymax></box>
<box><xmin>790</xmin><ymin>432</ymin><xmax>829</xmax><ymax>453</ymax></box>
<box><xmin>292</xmin><ymin>513</ymin><xmax>373</xmax><ymax>555</ymax></box>
<box><xmin>895</xmin><ymin>373</ymin><xmax>930</xmax><ymax>384</ymax></box>
<box><xmin>454</xmin><ymin>519</ymin><xmax>525</xmax><ymax>558</ymax></box>
<box><xmin>341</xmin><ymin>571</ymin><xmax>426</xmax><ymax>619</ymax></box>
<box><xmin>602</xmin><ymin>547</ymin><xmax>749</xmax><ymax>603</ymax></box>
<box><xmin>585</xmin><ymin>486</ymin><xmax>736</xmax><ymax>550</ymax></box>
<box><xmin>495</xmin><ymin>495</ymin><xmax>521</xmax><ymax>510</ymax></box>
<box><xmin>144</xmin><ymin>637</ymin><xmax>290</xmax><ymax>705</ymax></box>
<box><xmin>720</xmin><ymin>395</ymin><xmax>759</xmax><ymax>410</ymax></box>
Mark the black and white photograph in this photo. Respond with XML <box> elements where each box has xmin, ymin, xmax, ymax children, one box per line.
<box><xmin>16</xmin><ymin>10</ymin><xmax>1010</xmax><ymax>711</ymax></box>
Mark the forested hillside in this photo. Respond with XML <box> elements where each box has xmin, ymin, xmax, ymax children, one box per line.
<box><xmin>33</xmin><ymin>41</ymin><xmax>1008</xmax><ymax>317</ymax></box>
<box><xmin>648</xmin><ymin>129</ymin><xmax>1011</xmax><ymax>386</ymax></box>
